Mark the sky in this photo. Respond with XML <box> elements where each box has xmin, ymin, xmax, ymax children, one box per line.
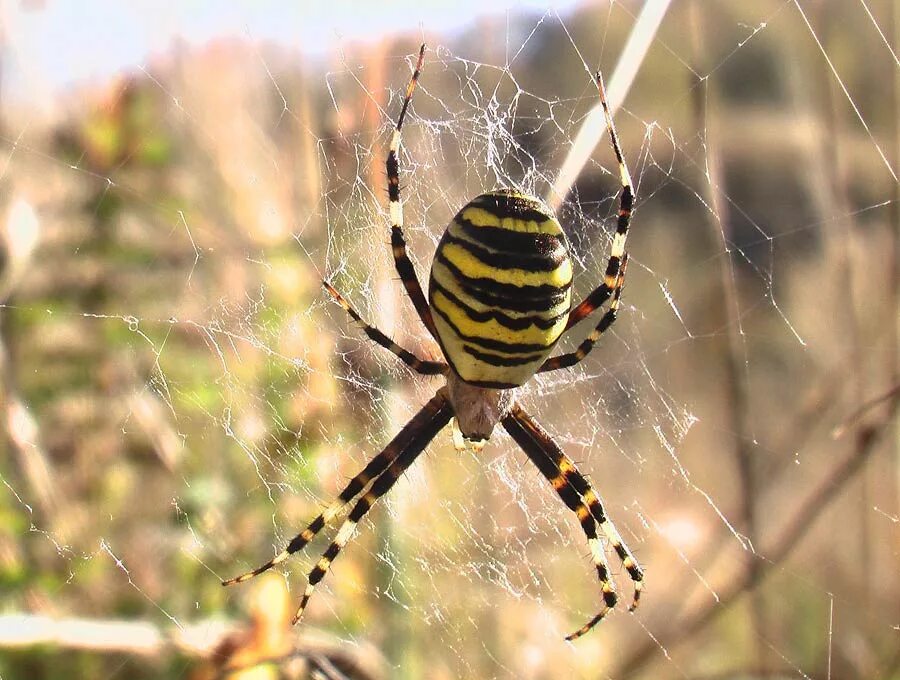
<box><xmin>3</xmin><ymin>0</ymin><xmax>582</xmax><ymax>105</ymax></box>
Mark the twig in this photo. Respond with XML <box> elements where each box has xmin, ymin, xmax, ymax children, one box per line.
<box><xmin>677</xmin><ymin>669</ymin><xmax>854</xmax><ymax>680</ymax></box>
<box><xmin>213</xmin><ymin>649</ymin><xmax>378</xmax><ymax>680</ymax></box>
<box><xmin>0</xmin><ymin>613</ymin><xmax>216</xmax><ymax>656</ymax></box>
<box><xmin>688</xmin><ymin>1</ymin><xmax>766</xmax><ymax>665</ymax></box>
<box><xmin>667</xmin><ymin>364</ymin><xmax>847</xmax><ymax>625</ymax></box>
<box><xmin>831</xmin><ymin>382</ymin><xmax>900</xmax><ymax>439</ymax></box>
<box><xmin>612</xmin><ymin>389</ymin><xmax>900</xmax><ymax>678</ymax></box>
<box><xmin>0</xmin><ymin>613</ymin><xmax>383</xmax><ymax>680</ymax></box>
<box><xmin>309</xmin><ymin>653</ymin><xmax>353</xmax><ymax>680</ymax></box>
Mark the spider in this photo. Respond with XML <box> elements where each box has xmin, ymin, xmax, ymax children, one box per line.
<box><xmin>224</xmin><ymin>44</ymin><xmax>643</xmax><ymax>642</ymax></box>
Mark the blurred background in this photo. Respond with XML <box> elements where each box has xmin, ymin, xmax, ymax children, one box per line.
<box><xmin>0</xmin><ymin>1</ymin><xmax>898</xmax><ymax>678</ymax></box>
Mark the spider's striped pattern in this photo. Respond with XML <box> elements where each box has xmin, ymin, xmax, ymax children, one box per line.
<box><xmin>224</xmin><ymin>44</ymin><xmax>643</xmax><ymax>641</ymax></box>
<box><xmin>429</xmin><ymin>190</ymin><xmax>573</xmax><ymax>387</ymax></box>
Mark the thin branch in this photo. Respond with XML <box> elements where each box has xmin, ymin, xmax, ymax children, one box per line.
<box><xmin>0</xmin><ymin>613</ymin><xmax>384</xmax><ymax>680</ymax></box>
<box><xmin>613</xmin><ymin>389</ymin><xmax>900</xmax><ymax>678</ymax></box>
<box><xmin>688</xmin><ymin>1</ymin><xmax>765</xmax><ymax>666</ymax></box>
<box><xmin>831</xmin><ymin>382</ymin><xmax>900</xmax><ymax>439</ymax></box>
<box><xmin>214</xmin><ymin>649</ymin><xmax>379</xmax><ymax>680</ymax></box>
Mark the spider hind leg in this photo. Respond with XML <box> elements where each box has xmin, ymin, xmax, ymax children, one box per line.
<box><xmin>503</xmin><ymin>404</ymin><xmax>643</xmax><ymax>640</ymax></box>
<box><xmin>222</xmin><ymin>393</ymin><xmax>451</xmax><ymax>591</ymax></box>
<box><xmin>292</xmin><ymin>393</ymin><xmax>453</xmax><ymax>624</ymax></box>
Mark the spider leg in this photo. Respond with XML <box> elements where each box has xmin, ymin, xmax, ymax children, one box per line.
<box><xmin>222</xmin><ymin>393</ymin><xmax>451</xmax><ymax>587</ymax></box>
<box><xmin>387</xmin><ymin>44</ymin><xmax>440</xmax><ymax>342</ymax></box>
<box><xmin>503</xmin><ymin>404</ymin><xmax>643</xmax><ymax>641</ymax></box>
<box><xmin>564</xmin><ymin>70</ymin><xmax>634</xmax><ymax>333</ymax></box>
<box><xmin>538</xmin><ymin>254</ymin><xmax>628</xmax><ymax>373</ymax></box>
<box><xmin>323</xmin><ymin>281</ymin><xmax>447</xmax><ymax>376</ymax></box>
<box><xmin>292</xmin><ymin>392</ymin><xmax>453</xmax><ymax>624</ymax></box>
<box><xmin>502</xmin><ymin>408</ymin><xmax>617</xmax><ymax>640</ymax></box>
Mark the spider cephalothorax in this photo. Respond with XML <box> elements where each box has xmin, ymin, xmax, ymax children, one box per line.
<box><xmin>442</xmin><ymin>373</ymin><xmax>516</xmax><ymax>442</ymax></box>
<box><xmin>224</xmin><ymin>44</ymin><xmax>643</xmax><ymax>642</ymax></box>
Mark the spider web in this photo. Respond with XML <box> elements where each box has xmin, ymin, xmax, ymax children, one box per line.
<box><xmin>1</xmin><ymin>2</ymin><xmax>898</xmax><ymax>679</ymax></box>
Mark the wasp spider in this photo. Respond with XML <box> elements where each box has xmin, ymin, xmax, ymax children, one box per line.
<box><xmin>224</xmin><ymin>44</ymin><xmax>643</xmax><ymax>641</ymax></box>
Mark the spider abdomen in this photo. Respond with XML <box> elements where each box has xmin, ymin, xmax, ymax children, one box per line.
<box><xmin>428</xmin><ymin>189</ymin><xmax>573</xmax><ymax>388</ymax></box>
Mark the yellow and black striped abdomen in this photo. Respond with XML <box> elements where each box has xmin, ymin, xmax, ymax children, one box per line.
<box><xmin>428</xmin><ymin>190</ymin><xmax>573</xmax><ymax>388</ymax></box>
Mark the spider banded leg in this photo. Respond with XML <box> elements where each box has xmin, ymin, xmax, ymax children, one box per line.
<box><xmin>293</xmin><ymin>392</ymin><xmax>453</xmax><ymax>624</ymax></box>
<box><xmin>513</xmin><ymin>405</ymin><xmax>644</xmax><ymax>608</ymax></box>
<box><xmin>502</xmin><ymin>410</ymin><xmax>617</xmax><ymax>640</ymax></box>
<box><xmin>323</xmin><ymin>281</ymin><xmax>446</xmax><ymax>376</ymax></box>
<box><xmin>564</xmin><ymin>71</ymin><xmax>634</xmax><ymax>332</ymax></box>
<box><xmin>505</xmin><ymin>404</ymin><xmax>643</xmax><ymax>640</ymax></box>
<box><xmin>387</xmin><ymin>43</ymin><xmax>439</xmax><ymax>341</ymax></box>
<box><xmin>222</xmin><ymin>393</ymin><xmax>450</xmax><ymax>587</ymax></box>
<box><xmin>538</xmin><ymin>254</ymin><xmax>628</xmax><ymax>373</ymax></box>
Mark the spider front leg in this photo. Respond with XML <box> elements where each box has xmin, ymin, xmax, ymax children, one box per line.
<box><xmin>503</xmin><ymin>404</ymin><xmax>643</xmax><ymax>641</ymax></box>
<box><xmin>386</xmin><ymin>43</ymin><xmax>440</xmax><ymax>342</ymax></box>
<box><xmin>563</xmin><ymin>70</ymin><xmax>634</xmax><ymax>333</ymax></box>
<box><xmin>292</xmin><ymin>393</ymin><xmax>453</xmax><ymax>624</ymax></box>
